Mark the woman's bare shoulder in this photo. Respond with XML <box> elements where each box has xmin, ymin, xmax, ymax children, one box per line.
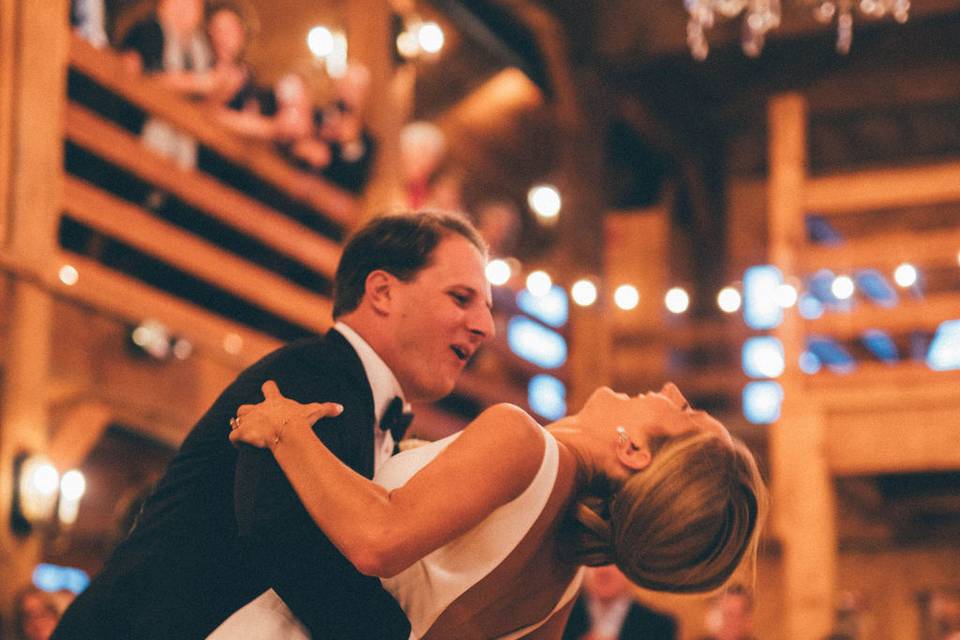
<box><xmin>460</xmin><ymin>403</ymin><xmax>545</xmax><ymax>454</ymax></box>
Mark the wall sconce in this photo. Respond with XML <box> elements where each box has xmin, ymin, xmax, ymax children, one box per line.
<box><xmin>12</xmin><ymin>453</ymin><xmax>87</xmax><ymax>535</ymax></box>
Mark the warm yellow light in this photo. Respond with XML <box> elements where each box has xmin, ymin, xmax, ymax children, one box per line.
<box><xmin>776</xmin><ymin>283</ymin><xmax>798</xmax><ymax>308</ymax></box>
<box><xmin>527</xmin><ymin>185</ymin><xmax>561</xmax><ymax>221</ymax></box>
<box><xmin>223</xmin><ymin>333</ymin><xmax>244</xmax><ymax>355</ymax></box>
<box><xmin>717</xmin><ymin>286</ymin><xmax>741</xmax><ymax>313</ymax></box>
<box><xmin>893</xmin><ymin>262</ymin><xmax>917</xmax><ymax>288</ymax></box>
<box><xmin>570</xmin><ymin>280</ymin><xmax>598</xmax><ymax>307</ymax></box>
<box><xmin>307</xmin><ymin>26</ymin><xmax>334</xmax><ymax>58</ymax></box>
<box><xmin>664</xmin><ymin>287</ymin><xmax>690</xmax><ymax>314</ymax></box>
<box><xmin>831</xmin><ymin>275</ymin><xmax>855</xmax><ymax>300</ymax></box>
<box><xmin>396</xmin><ymin>30</ymin><xmax>419</xmax><ymax>58</ymax></box>
<box><xmin>526</xmin><ymin>270</ymin><xmax>552</xmax><ymax>297</ymax></box>
<box><xmin>417</xmin><ymin>22</ymin><xmax>445</xmax><ymax>54</ymax></box>
<box><xmin>614</xmin><ymin>284</ymin><xmax>639</xmax><ymax>311</ymax></box>
<box><xmin>58</xmin><ymin>469</ymin><xmax>86</xmax><ymax>526</ymax></box>
<box><xmin>18</xmin><ymin>456</ymin><xmax>59</xmax><ymax>523</ymax></box>
<box><xmin>59</xmin><ymin>264</ymin><xmax>79</xmax><ymax>286</ymax></box>
<box><xmin>485</xmin><ymin>259</ymin><xmax>511</xmax><ymax>286</ymax></box>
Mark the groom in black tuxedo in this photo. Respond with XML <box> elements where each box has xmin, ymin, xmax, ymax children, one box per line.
<box><xmin>53</xmin><ymin>211</ymin><xmax>494</xmax><ymax>639</ymax></box>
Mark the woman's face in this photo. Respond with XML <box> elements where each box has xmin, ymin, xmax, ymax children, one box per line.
<box><xmin>575</xmin><ymin>383</ymin><xmax>730</xmax><ymax>447</ymax></box>
<box><xmin>209</xmin><ymin>9</ymin><xmax>245</xmax><ymax>63</ymax></box>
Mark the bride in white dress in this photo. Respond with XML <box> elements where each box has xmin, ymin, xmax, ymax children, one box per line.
<box><xmin>211</xmin><ymin>382</ymin><xmax>766</xmax><ymax>639</ymax></box>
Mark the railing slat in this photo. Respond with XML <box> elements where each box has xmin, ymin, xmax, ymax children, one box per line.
<box><xmin>65</xmin><ymin>103</ymin><xmax>342</xmax><ymax>280</ymax></box>
<box><xmin>68</xmin><ymin>35</ymin><xmax>357</xmax><ymax>228</ymax></box>
<box><xmin>64</xmin><ymin>177</ymin><xmax>332</xmax><ymax>332</ymax></box>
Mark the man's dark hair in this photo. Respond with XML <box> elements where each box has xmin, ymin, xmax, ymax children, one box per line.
<box><xmin>332</xmin><ymin>211</ymin><xmax>487</xmax><ymax>318</ymax></box>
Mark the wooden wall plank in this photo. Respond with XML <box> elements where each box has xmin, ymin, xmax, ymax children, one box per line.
<box><xmin>827</xmin><ymin>407</ymin><xmax>960</xmax><ymax>475</ymax></box>
<box><xmin>805</xmin><ymin>160</ymin><xmax>960</xmax><ymax>215</ymax></box>
<box><xmin>806</xmin><ymin>291</ymin><xmax>960</xmax><ymax>339</ymax></box>
<box><xmin>64</xmin><ymin>177</ymin><xmax>333</xmax><ymax>332</ymax></box>
<box><xmin>799</xmin><ymin>226</ymin><xmax>960</xmax><ymax>273</ymax></box>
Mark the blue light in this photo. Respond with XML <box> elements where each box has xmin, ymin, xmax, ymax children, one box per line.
<box><xmin>743</xmin><ymin>266</ymin><xmax>783</xmax><ymax>329</ymax></box>
<box><xmin>742</xmin><ymin>336</ymin><xmax>785</xmax><ymax>378</ymax></box>
<box><xmin>516</xmin><ymin>285</ymin><xmax>568</xmax><ymax>328</ymax></box>
<box><xmin>507</xmin><ymin>316</ymin><xmax>567</xmax><ymax>369</ymax></box>
<box><xmin>743</xmin><ymin>381</ymin><xmax>783</xmax><ymax>424</ymax></box>
<box><xmin>528</xmin><ymin>374</ymin><xmax>566</xmax><ymax>420</ymax></box>
<box><xmin>808</xmin><ymin>269</ymin><xmax>838</xmax><ymax>303</ymax></box>
<box><xmin>798</xmin><ymin>350</ymin><xmax>822</xmax><ymax>374</ymax></box>
<box><xmin>807</xmin><ymin>336</ymin><xmax>856</xmax><ymax>373</ymax></box>
<box><xmin>862</xmin><ymin>329</ymin><xmax>898</xmax><ymax>362</ymax></box>
<box><xmin>798</xmin><ymin>293</ymin><xmax>824</xmax><ymax>320</ymax></box>
<box><xmin>855</xmin><ymin>270</ymin><xmax>898</xmax><ymax>308</ymax></box>
<box><xmin>927</xmin><ymin>319</ymin><xmax>960</xmax><ymax>371</ymax></box>
<box><xmin>33</xmin><ymin>563</ymin><xmax>90</xmax><ymax>594</ymax></box>
<box><xmin>805</xmin><ymin>215</ymin><xmax>844</xmax><ymax>244</ymax></box>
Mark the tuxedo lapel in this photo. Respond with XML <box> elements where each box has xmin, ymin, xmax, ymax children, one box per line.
<box><xmin>324</xmin><ymin>329</ymin><xmax>377</xmax><ymax>478</ymax></box>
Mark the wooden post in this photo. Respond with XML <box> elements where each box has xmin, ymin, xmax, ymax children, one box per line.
<box><xmin>0</xmin><ymin>0</ymin><xmax>16</xmax><ymax>243</ymax></box>
<box><xmin>0</xmin><ymin>0</ymin><xmax>70</xmax><ymax>625</ymax></box>
<box><xmin>767</xmin><ymin>93</ymin><xmax>837</xmax><ymax>640</ymax></box>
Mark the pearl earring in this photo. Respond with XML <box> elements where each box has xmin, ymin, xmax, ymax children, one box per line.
<box><xmin>616</xmin><ymin>426</ymin><xmax>629</xmax><ymax>445</ymax></box>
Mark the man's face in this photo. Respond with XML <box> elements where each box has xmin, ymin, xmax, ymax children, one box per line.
<box><xmin>384</xmin><ymin>235</ymin><xmax>494</xmax><ymax>402</ymax></box>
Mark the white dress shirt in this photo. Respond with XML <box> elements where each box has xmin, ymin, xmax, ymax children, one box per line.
<box><xmin>334</xmin><ymin>321</ymin><xmax>407</xmax><ymax>470</ymax></box>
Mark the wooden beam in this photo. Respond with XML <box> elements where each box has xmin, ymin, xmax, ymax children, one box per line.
<box><xmin>810</xmin><ymin>362</ymin><xmax>960</xmax><ymax>411</ymax></box>
<box><xmin>64</xmin><ymin>177</ymin><xmax>333</xmax><ymax>332</ymax></box>
<box><xmin>48</xmin><ymin>401</ymin><xmax>113</xmax><ymax>470</ymax></box>
<box><xmin>0</xmin><ymin>0</ymin><xmax>70</xmax><ymax>616</ymax></box>
<box><xmin>805</xmin><ymin>160</ymin><xmax>960</xmax><ymax>215</ymax></box>
<box><xmin>799</xmin><ymin>226</ymin><xmax>960</xmax><ymax>273</ymax></box>
<box><xmin>767</xmin><ymin>93</ymin><xmax>837</xmax><ymax>640</ymax></box>
<box><xmin>65</xmin><ymin>104</ymin><xmax>342</xmax><ymax>279</ymax></box>
<box><xmin>68</xmin><ymin>36</ymin><xmax>358</xmax><ymax>228</ymax></box>
<box><xmin>826</xmin><ymin>406</ymin><xmax>960</xmax><ymax>475</ymax></box>
<box><xmin>0</xmin><ymin>0</ymin><xmax>14</xmax><ymax>245</ymax></box>
<box><xmin>806</xmin><ymin>291</ymin><xmax>960</xmax><ymax>339</ymax></box>
<box><xmin>46</xmin><ymin>251</ymin><xmax>282</xmax><ymax>367</ymax></box>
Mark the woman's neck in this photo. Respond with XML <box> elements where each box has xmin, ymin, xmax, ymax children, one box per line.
<box><xmin>548</xmin><ymin>420</ymin><xmax>622</xmax><ymax>491</ymax></box>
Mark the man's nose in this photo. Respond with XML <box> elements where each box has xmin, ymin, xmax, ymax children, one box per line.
<box><xmin>468</xmin><ymin>305</ymin><xmax>495</xmax><ymax>341</ymax></box>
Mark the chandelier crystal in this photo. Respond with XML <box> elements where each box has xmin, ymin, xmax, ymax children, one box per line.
<box><xmin>684</xmin><ymin>0</ymin><xmax>910</xmax><ymax>59</ymax></box>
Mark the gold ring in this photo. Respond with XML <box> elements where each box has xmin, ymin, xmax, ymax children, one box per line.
<box><xmin>230</xmin><ymin>417</ymin><xmax>239</xmax><ymax>430</ymax></box>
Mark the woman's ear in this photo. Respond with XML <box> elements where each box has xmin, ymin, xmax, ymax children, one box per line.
<box><xmin>364</xmin><ymin>270</ymin><xmax>394</xmax><ymax>315</ymax></box>
<box><xmin>616</xmin><ymin>437</ymin><xmax>652</xmax><ymax>472</ymax></box>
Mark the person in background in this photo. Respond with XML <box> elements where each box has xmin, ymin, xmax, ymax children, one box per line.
<box><xmin>205</xmin><ymin>2</ymin><xmax>258</xmax><ymax>113</ymax></box>
<box><xmin>563</xmin><ymin>565</ymin><xmax>677</xmax><ymax>640</ymax></box>
<box><xmin>316</xmin><ymin>63</ymin><xmax>377</xmax><ymax>194</ymax></box>
<box><xmin>71</xmin><ymin>0</ymin><xmax>108</xmax><ymax>48</ymax></box>
<box><xmin>119</xmin><ymin>0</ymin><xmax>214</xmax><ymax>171</ymax></box>
<box><xmin>15</xmin><ymin>587</ymin><xmax>74</xmax><ymax>640</ymax></box>
<box><xmin>699</xmin><ymin>584</ymin><xmax>756</xmax><ymax>640</ymax></box>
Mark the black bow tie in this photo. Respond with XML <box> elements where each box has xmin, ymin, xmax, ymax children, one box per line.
<box><xmin>380</xmin><ymin>396</ymin><xmax>414</xmax><ymax>443</ymax></box>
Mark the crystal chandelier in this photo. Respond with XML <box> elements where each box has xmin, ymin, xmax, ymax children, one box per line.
<box><xmin>684</xmin><ymin>0</ymin><xmax>911</xmax><ymax>60</ymax></box>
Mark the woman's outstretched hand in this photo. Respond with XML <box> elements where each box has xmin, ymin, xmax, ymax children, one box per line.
<box><xmin>229</xmin><ymin>380</ymin><xmax>343</xmax><ymax>450</ymax></box>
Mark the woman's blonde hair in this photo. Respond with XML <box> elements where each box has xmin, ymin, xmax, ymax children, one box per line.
<box><xmin>565</xmin><ymin>431</ymin><xmax>767</xmax><ymax>593</ymax></box>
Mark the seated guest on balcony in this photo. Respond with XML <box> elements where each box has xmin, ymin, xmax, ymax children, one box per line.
<box><xmin>119</xmin><ymin>0</ymin><xmax>213</xmax><ymax>170</ymax></box>
<box><xmin>268</xmin><ymin>71</ymin><xmax>333</xmax><ymax>170</ymax></box>
<box><xmin>315</xmin><ymin>63</ymin><xmax>377</xmax><ymax>194</ymax></box>
<box><xmin>206</xmin><ymin>3</ymin><xmax>257</xmax><ymax>112</ymax></box>
<box><xmin>71</xmin><ymin>0</ymin><xmax>108</xmax><ymax>48</ymax></box>
<box><xmin>563</xmin><ymin>565</ymin><xmax>677</xmax><ymax>640</ymax></box>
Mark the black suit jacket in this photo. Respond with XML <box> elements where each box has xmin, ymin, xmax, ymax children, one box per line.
<box><xmin>563</xmin><ymin>595</ymin><xmax>677</xmax><ymax>640</ymax></box>
<box><xmin>53</xmin><ymin>330</ymin><xmax>410</xmax><ymax>640</ymax></box>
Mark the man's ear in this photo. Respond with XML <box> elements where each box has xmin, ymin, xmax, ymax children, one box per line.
<box><xmin>616</xmin><ymin>438</ymin><xmax>652</xmax><ymax>472</ymax></box>
<box><xmin>364</xmin><ymin>270</ymin><xmax>395</xmax><ymax>315</ymax></box>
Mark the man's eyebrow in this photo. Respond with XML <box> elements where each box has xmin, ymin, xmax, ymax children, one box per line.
<box><xmin>450</xmin><ymin>284</ymin><xmax>493</xmax><ymax>310</ymax></box>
